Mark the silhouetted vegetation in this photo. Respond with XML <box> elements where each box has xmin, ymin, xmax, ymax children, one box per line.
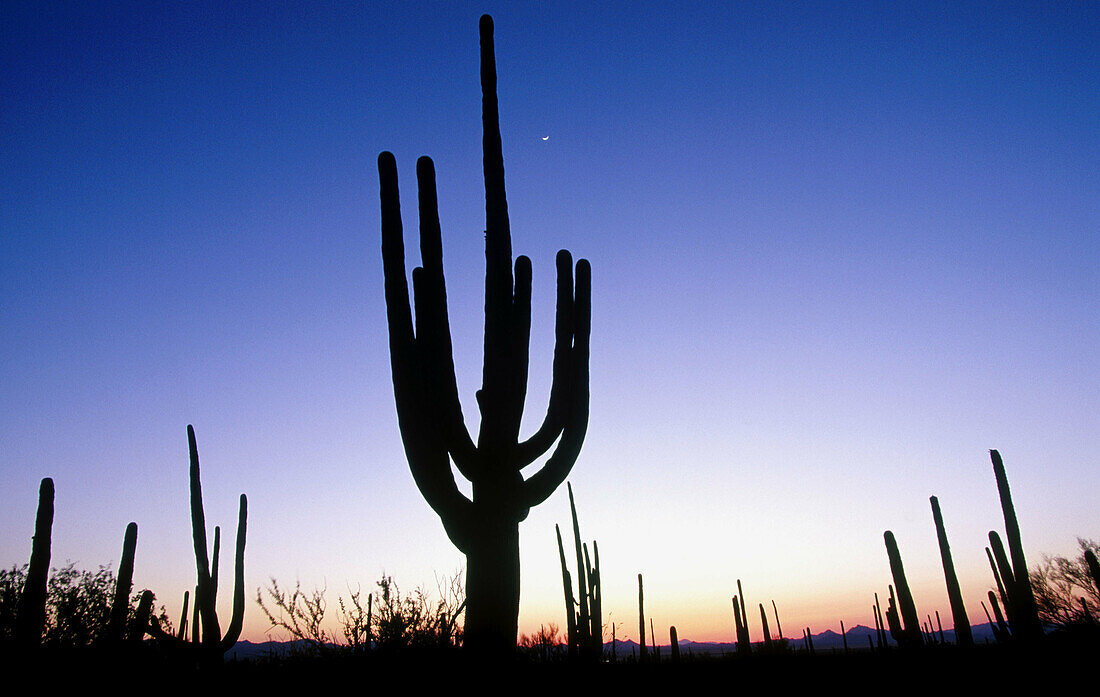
<box><xmin>1029</xmin><ymin>538</ymin><xmax>1100</xmax><ymax>631</ymax></box>
<box><xmin>377</xmin><ymin>14</ymin><xmax>591</xmax><ymax>656</ymax></box>
<box><xmin>0</xmin><ymin>563</ymin><xmax>170</xmax><ymax>649</ymax></box>
<box><xmin>256</xmin><ymin>571</ymin><xmax>464</xmax><ymax>657</ymax></box>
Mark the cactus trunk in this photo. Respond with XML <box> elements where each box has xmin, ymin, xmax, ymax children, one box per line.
<box><xmin>990</xmin><ymin>450</ymin><xmax>1042</xmax><ymax>640</ymax></box>
<box><xmin>884</xmin><ymin>532</ymin><xmax>923</xmax><ymax>647</ymax></box>
<box><xmin>930</xmin><ymin>496</ymin><xmax>972</xmax><ymax>646</ymax></box>
<box><xmin>108</xmin><ymin>521</ymin><xmax>138</xmax><ymax>642</ymax></box>
<box><xmin>16</xmin><ymin>477</ymin><xmax>54</xmax><ymax>647</ymax></box>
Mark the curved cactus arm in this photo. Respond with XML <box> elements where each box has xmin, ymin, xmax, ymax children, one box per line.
<box><xmin>219</xmin><ymin>493</ymin><xmax>247</xmax><ymax>653</ymax></box>
<box><xmin>518</xmin><ymin>259</ymin><xmax>591</xmax><ymax>509</ymax></box>
<box><xmin>412</xmin><ymin>155</ymin><xmax>479</xmax><ymax>477</ymax></box>
<box><xmin>505</xmin><ymin>254</ymin><xmax>532</xmax><ymax>441</ymax></box>
<box><xmin>517</xmin><ymin>249</ymin><xmax>576</xmax><ymax>467</ymax></box>
<box><xmin>379</xmin><ymin>152</ymin><xmax>476</xmax><ymax>543</ymax></box>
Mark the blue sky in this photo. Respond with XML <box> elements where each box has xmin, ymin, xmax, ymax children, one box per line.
<box><xmin>2</xmin><ymin>2</ymin><xmax>1097</xmax><ymax>643</ymax></box>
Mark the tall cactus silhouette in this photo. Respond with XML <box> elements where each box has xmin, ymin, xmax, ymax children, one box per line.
<box><xmin>990</xmin><ymin>449</ymin><xmax>1042</xmax><ymax>640</ymax></box>
<box><xmin>107</xmin><ymin>521</ymin><xmax>139</xmax><ymax>642</ymax></box>
<box><xmin>16</xmin><ymin>477</ymin><xmax>53</xmax><ymax>647</ymax></box>
<box><xmin>883</xmin><ymin>531</ymin><xmax>923</xmax><ymax>647</ymax></box>
<box><xmin>930</xmin><ymin>496</ymin><xmax>972</xmax><ymax>646</ymax></box>
<box><xmin>188</xmin><ymin>425</ymin><xmax>247</xmax><ymax>660</ymax></box>
<box><xmin>377</xmin><ymin>14</ymin><xmax>591</xmax><ymax>654</ymax></box>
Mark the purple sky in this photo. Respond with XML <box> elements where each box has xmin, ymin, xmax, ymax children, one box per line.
<box><xmin>2</xmin><ymin>2</ymin><xmax>1097</xmax><ymax>643</ymax></box>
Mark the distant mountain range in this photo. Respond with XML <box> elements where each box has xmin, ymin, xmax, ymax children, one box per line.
<box><xmin>225</xmin><ymin>622</ymin><xmax>1004</xmax><ymax>660</ymax></box>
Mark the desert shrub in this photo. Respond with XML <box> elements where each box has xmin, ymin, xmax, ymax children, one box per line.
<box><xmin>1030</xmin><ymin>537</ymin><xmax>1100</xmax><ymax>630</ymax></box>
<box><xmin>256</xmin><ymin>570</ymin><xmax>464</xmax><ymax>655</ymax></box>
<box><xmin>0</xmin><ymin>562</ymin><xmax>170</xmax><ymax>647</ymax></box>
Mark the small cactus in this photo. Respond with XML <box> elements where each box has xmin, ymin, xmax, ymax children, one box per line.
<box><xmin>16</xmin><ymin>477</ymin><xmax>54</xmax><ymax>647</ymax></box>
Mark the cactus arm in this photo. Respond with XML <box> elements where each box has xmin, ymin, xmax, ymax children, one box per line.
<box><xmin>516</xmin><ymin>250</ymin><xmax>576</xmax><ymax>466</ymax></box>
<box><xmin>108</xmin><ymin>521</ymin><xmax>138</xmax><ymax>642</ymax></box>
<box><xmin>506</xmin><ymin>254</ymin><xmax>532</xmax><ymax>442</ymax></box>
<box><xmin>219</xmin><ymin>493</ymin><xmax>247</xmax><ymax>653</ymax></box>
<box><xmin>210</xmin><ymin>525</ymin><xmax>220</xmax><ymax>603</ymax></box>
<box><xmin>413</xmin><ymin>156</ymin><xmax>479</xmax><ymax>476</ymax></box>
<box><xmin>518</xmin><ymin>259</ymin><xmax>591</xmax><ymax>509</ymax></box>
<box><xmin>379</xmin><ymin>153</ymin><xmax>475</xmax><ymax>546</ymax></box>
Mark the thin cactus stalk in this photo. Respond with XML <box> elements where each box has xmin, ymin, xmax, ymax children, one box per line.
<box><xmin>873</xmin><ymin>593</ymin><xmax>886</xmax><ymax>648</ymax></box>
<box><xmin>990</xmin><ymin>450</ymin><xmax>1042</xmax><ymax>640</ymax></box>
<box><xmin>191</xmin><ymin>585</ymin><xmax>200</xmax><ymax>646</ymax></box>
<box><xmin>806</xmin><ymin>627</ymin><xmax>815</xmax><ymax>653</ymax></box>
<box><xmin>737</xmin><ymin>579</ymin><xmax>749</xmax><ymax>638</ymax></box>
<box><xmin>669</xmin><ymin>626</ymin><xmax>680</xmax><ymax>662</ymax></box>
<box><xmin>377</xmin><ymin>14</ymin><xmax>591</xmax><ymax>656</ymax></box>
<box><xmin>588</xmin><ymin>540</ymin><xmax>602</xmax><ymax>657</ymax></box>
<box><xmin>555</xmin><ymin>525</ymin><xmax>578</xmax><ymax>658</ymax></box>
<box><xmin>985</xmin><ymin>543</ymin><xmax>1012</xmax><ymax>625</ymax></box>
<box><xmin>570</xmin><ymin>486</ymin><xmax>590</xmax><ymax>653</ymax></box>
<box><xmin>638</xmin><ymin>574</ymin><xmax>647</xmax><ymax>662</ymax></box>
<box><xmin>935</xmin><ymin>610</ymin><xmax>945</xmax><ymax>644</ymax></box>
<box><xmin>772</xmin><ymin>599</ymin><xmax>783</xmax><ymax>641</ymax></box>
<box><xmin>188</xmin><ymin>425</ymin><xmax>247</xmax><ymax>660</ymax></box>
<box><xmin>16</xmin><ymin>477</ymin><xmax>54</xmax><ymax>647</ymax></box>
<box><xmin>980</xmin><ymin>601</ymin><xmax>1000</xmax><ymax>641</ymax></box>
<box><xmin>885</xmin><ymin>587</ymin><xmax>903</xmax><ymax>644</ymax></box>
<box><xmin>178</xmin><ymin>590</ymin><xmax>190</xmax><ymax>641</ymax></box>
<box><xmin>988</xmin><ymin>591</ymin><xmax>1010</xmax><ymax>639</ymax></box>
<box><xmin>840</xmin><ymin>620</ymin><xmax>848</xmax><ymax>653</ymax></box>
<box><xmin>650</xmin><ymin>617</ymin><xmax>658</xmax><ymax>662</ymax></box>
<box><xmin>884</xmin><ymin>531</ymin><xmax>923</xmax><ymax>647</ymax></box>
<box><xmin>108</xmin><ymin>521</ymin><xmax>138</xmax><ymax>642</ymax></box>
<box><xmin>759</xmin><ymin>604</ymin><xmax>773</xmax><ymax>649</ymax></box>
<box><xmin>733</xmin><ymin>596</ymin><xmax>750</xmax><ymax>654</ymax></box>
<box><xmin>930</xmin><ymin>496</ymin><xmax>972</xmax><ymax>646</ymax></box>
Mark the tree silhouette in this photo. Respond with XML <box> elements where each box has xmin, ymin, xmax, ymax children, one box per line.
<box><xmin>378</xmin><ymin>14</ymin><xmax>591</xmax><ymax>656</ymax></box>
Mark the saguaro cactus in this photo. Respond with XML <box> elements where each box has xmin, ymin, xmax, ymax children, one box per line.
<box><xmin>378</xmin><ymin>14</ymin><xmax>591</xmax><ymax>655</ymax></box>
<box><xmin>930</xmin><ymin>496</ymin><xmax>972</xmax><ymax>646</ymax></box>
<box><xmin>884</xmin><ymin>531</ymin><xmax>923</xmax><ymax>647</ymax></box>
<box><xmin>188</xmin><ymin>425</ymin><xmax>247</xmax><ymax>660</ymax></box>
<box><xmin>16</xmin><ymin>477</ymin><xmax>54</xmax><ymax>647</ymax></box>
<box><xmin>990</xmin><ymin>449</ymin><xmax>1042</xmax><ymax>640</ymax></box>
<box><xmin>107</xmin><ymin>522</ymin><xmax>139</xmax><ymax>642</ymax></box>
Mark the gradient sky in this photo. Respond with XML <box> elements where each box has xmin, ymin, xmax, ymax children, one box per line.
<box><xmin>2</xmin><ymin>2</ymin><xmax>1097</xmax><ymax>645</ymax></box>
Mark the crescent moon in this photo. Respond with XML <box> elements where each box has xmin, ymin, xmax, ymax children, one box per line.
<box><xmin>541</xmin><ymin>136</ymin><xmax>550</xmax><ymax>141</ymax></box>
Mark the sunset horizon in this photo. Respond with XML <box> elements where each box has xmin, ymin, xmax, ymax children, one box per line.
<box><xmin>2</xmin><ymin>3</ymin><xmax>1096</xmax><ymax>656</ymax></box>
